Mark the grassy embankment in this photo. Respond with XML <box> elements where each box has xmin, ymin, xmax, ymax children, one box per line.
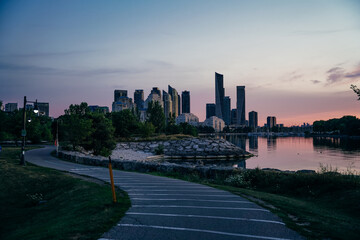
<box><xmin>151</xmin><ymin>167</ymin><xmax>360</xmax><ymax>239</ymax></box>
<box><xmin>0</xmin><ymin>147</ymin><xmax>130</xmax><ymax>240</ymax></box>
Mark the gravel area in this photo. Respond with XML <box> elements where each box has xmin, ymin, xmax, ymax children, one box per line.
<box><xmin>110</xmin><ymin>149</ymin><xmax>154</xmax><ymax>161</ymax></box>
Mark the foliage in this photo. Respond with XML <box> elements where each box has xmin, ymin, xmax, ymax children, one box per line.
<box><xmin>84</xmin><ymin>113</ymin><xmax>116</xmax><ymax>157</ymax></box>
<box><xmin>60</xmin><ymin>103</ymin><xmax>116</xmax><ymax>156</ymax></box>
<box><xmin>112</xmin><ymin>109</ymin><xmax>140</xmax><ymax>138</ymax></box>
<box><xmin>139</xmin><ymin>122</ymin><xmax>155</xmax><ymax>138</ymax></box>
<box><xmin>196</xmin><ymin>125</ymin><xmax>215</xmax><ymax>133</ymax></box>
<box><xmin>313</xmin><ymin>115</ymin><xmax>360</xmax><ymax>136</ymax></box>
<box><xmin>0</xmin><ymin>109</ymin><xmax>53</xmax><ymax>143</ymax></box>
<box><xmin>146</xmin><ymin>101</ymin><xmax>165</xmax><ymax>133</ymax></box>
<box><xmin>351</xmin><ymin>84</ymin><xmax>360</xmax><ymax>100</ymax></box>
<box><xmin>154</xmin><ymin>144</ymin><xmax>164</xmax><ymax>155</ymax></box>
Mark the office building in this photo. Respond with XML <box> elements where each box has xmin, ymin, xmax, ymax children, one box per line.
<box><xmin>134</xmin><ymin>89</ymin><xmax>144</xmax><ymax>110</ymax></box>
<box><xmin>37</xmin><ymin>102</ymin><xmax>49</xmax><ymax>116</ymax></box>
<box><xmin>162</xmin><ymin>90</ymin><xmax>172</xmax><ymax>121</ymax></box>
<box><xmin>144</xmin><ymin>87</ymin><xmax>163</xmax><ymax>109</ymax></box>
<box><xmin>112</xmin><ymin>90</ymin><xmax>133</xmax><ymax>112</ymax></box>
<box><xmin>203</xmin><ymin>116</ymin><xmax>225</xmax><ymax>132</ymax></box>
<box><xmin>231</xmin><ymin>109</ymin><xmax>237</xmax><ymax>125</ymax></box>
<box><xmin>114</xmin><ymin>90</ymin><xmax>127</xmax><ymax>102</ymax></box>
<box><xmin>267</xmin><ymin>116</ymin><xmax>277</xmax><ymax>129</ymax></box>
<box><xmin>206</xmin><ymin>103</ymin><xmax>216</xmax><ymax>119</ymax></box>
<box><xmin>223</xmin><ymin>96</ymin><xmax>231</xmax><ymax>125</ymax></box>
<box><xmin>181</xmin><ymin>91</ymin><xmax>190</xmax><ymax>113</ymax></box>
<box><xmin>178</xmin><ymin>94</ymin><xmax>181</xmax><ymax>115</ymax></box>
<box><xmin>215</xmin><ymin>72</ymin><xmax>225</xmax><ymax>119</ymax></box>
<box><xmin>88</xmin><ymin>105</ymin><xmax>109</xmax><ymax>114</ymax></box>
<box><xmin>249</xmin><ymin>111</ymin><xmax>258</xmax><ymax>128</ymax></box>
<box><xmin>5</xmin><ymin>103</ymin><xmax>17</xmax><ymax>112</ymax></box>
<box><xmin>176</xmin><ymin>113</ymin><xmax>199</xmax><ymax>126</ymax></box>
<box><xmin>168</xmin><ymin>85</ymin><xmax>179</xmax><ymax>118</ymax></box>
<box><xmin>236</xmin><ymin>86</ymin><xmax>245</xmax><ymax>125</ymax></box>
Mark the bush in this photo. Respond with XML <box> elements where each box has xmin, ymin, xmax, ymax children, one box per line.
<box><xmin>154</xmin><ymin>144</ymin><xmax>164</xmax><ymax>155</ymax></box>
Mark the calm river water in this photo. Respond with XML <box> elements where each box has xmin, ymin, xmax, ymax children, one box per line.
<box><xmin>222</xmin><ymin>136</ymin><xmax>360</xmax><ymax>172</ymax></box>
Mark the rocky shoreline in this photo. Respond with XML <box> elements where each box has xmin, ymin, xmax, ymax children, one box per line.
<box><xmin>114</xmin><ymin>138</ymin><xmax>251</xmax><ymax>159</ymax></box>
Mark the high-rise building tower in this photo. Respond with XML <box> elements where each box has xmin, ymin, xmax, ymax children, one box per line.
<box><xmin>249</xmin><ymin>111</ymin><xmax>258</xmax><ymax>128</ymax></box>
<box><xmin>223</xmin><ymin>96</ymin><xmax>231</xmax><ymax>125</ymax></box>
<box><xmin>236</xmin><ymin>86</ymin><xmax>245</xmax><ymax>125</ymax></box>
<box><xmin>168</xmin><ymin>85</ymin><xmax>179</xmax><ymax>118</ymax></box>
<box><xmin>162</xmin><ymin>90</ymin><xmax>172</xmax><ymax>121</ymax></box>
<box><xmin>231</xmin><ymin>109</ymin><xmax>237</xmax><ymax>125</ymax></box>
<box><xmin>181</xmin><ymin>91</ymin><xmax>190</xmax><ymax>113</ymax></box>
<box><xmin>215</xmin><ymin>72</ymin><xmax>225</xmax><ymax>119</ymax></box>
<box><xmin>134</xmin><ymin>89</ymin><xmax>144</xmax><ymax>110</ymax></box>
<box><xmin>178</xmin><ymin>94</ymin><xmax>181</xmax><ymax>115</ymax></box>
<box><xmin>114</xmin><ymin>90</ymin><xmax>127</xmax><ymax>102</ymax></box>
<box><xmin>5</xmin><ymin>103</ymin><xmax>18</xmax><ymax>112</ymax></box>
<box><xmin>267</xmin><ymin>116</ymin><xmax>277</xmax><ymax>129</ymax></box>
<box><xmin>206</xmin><ymin>103</ymin><xmax>216</xmax><ymax>119</ymax></box>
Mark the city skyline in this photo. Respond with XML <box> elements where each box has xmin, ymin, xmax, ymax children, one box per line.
<box><xmin>1</xmin><ymin>0</ymin><xmax>360</xmax><ymax>125</ymax></box>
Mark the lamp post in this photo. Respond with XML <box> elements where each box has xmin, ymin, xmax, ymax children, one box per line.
<box><xmin>56</xmin><ymin>118</ymin><xmax>62</xmax><ymax>157</ymax></box>
<box><xmin>20</xmin><ymin>96</ymin><xmax>38</xmax><ymax>165</ymax></box>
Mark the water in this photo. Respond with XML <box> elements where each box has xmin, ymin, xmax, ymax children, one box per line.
<box><xmin>224</xmin><ymin>135</ymin><xmax>360</xmax><ymax>172</ymax></box>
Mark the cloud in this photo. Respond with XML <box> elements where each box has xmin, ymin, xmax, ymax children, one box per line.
<box><xmin>282</xmin><ymin>71</ymin><xmax>303</xmax><ymax>82</ymax></box>
<box><xmin>345</xmin><ymin>65</ymin><xmax>360</xmax><ymax>78</ymax></box>
<box><xmin>326</xmin><ymin>67</ymin><xmax>345</xmax><ymax>84</ymax></box>
<box><xmin>0</xmin><ymin>62</ymin><xmax>147</xmax><ymax>76</ymax></box>
<box><xmin>311</xmin><ymin>80</ymin><xmax>321</xmax><ymax>84</ymax></box>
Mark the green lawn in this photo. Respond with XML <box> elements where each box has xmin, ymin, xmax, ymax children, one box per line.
<box><xmin>0</xmin><ymin>147</ymin><xmax>130</xmax><ymax>240</ymax></box>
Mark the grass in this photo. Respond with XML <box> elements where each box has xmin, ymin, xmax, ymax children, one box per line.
<box><xmin>149</xmin><ymin>169</ymin><xmax>360</xmax><ymax>239</ymax></box>
<box><xmin>0</xmin><ymin>147</ymin><xmax>130</xmax><ymax>240</ymax></box>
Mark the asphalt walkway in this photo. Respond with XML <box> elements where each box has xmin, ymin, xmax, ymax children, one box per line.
<box><xmin>26</xmin><ymin>146</ymin><xmax>303</xmax><ymax>240</ymax></box>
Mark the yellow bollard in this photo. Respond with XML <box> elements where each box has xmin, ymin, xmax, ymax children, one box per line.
<box><xmin>108</xmin><ymin>156</ymin><xmax>117</xmax><ymax>203</ymax></box>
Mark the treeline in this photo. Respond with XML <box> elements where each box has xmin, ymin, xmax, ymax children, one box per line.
<box><xmin>0</xmin><ymin>101</ymin><xmax>200</xmax><ymax>156</ymax></box>
<box><xmin>58</xmin><ymin>102</ymin><xmax>198</xmax><ymax>156</ymax></box>
<box><xmin>313</xmin><ymin>116</ymin><xmax>360</xmax><ymax>136</ymax></box>
<box><xmin>0</xmin><ymin>102</ymin><xmax>53</xmax><ymax>143</ymax></box>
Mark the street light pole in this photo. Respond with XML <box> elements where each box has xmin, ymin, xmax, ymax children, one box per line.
<box><xmin>20</xmin><ymin>96</ymin><xmax>26</xmax><ymax>165</ymax></box>
<box><xmin>20</xmin><ymin>96</ymin><xmax>38</xmax><ymax>165</ymax></box>
<box><xmin>56</xmin><ymin>119</ymin><xmax>59</xmax><ymax>156</ymax></box>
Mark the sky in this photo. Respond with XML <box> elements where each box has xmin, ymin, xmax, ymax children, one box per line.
<box><xmin>0</xmin><ymin>0</ymin><xmax>360</xmax><ymax>126</ymax></box>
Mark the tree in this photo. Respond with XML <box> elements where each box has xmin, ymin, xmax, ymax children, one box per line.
<box><xmin>64</xmin><ymin>102</ymin><xmax>89</xmax><ymax>116</ymax></box>
<box><xmin>146</xmin><ymin>101</ymin><xmax>165</xmax><ymax>133</ymax></box>
<box><xmin>112</xmin><ymin>109</ymin><xmax>140</xmax><ymax>138</ymax></box>
<box><xmin>351</xmin><ymin>85</ymin><xmax>360</xmax><ymax>100</ymax></box>
<box><xmin>139</xmin><ymin>122</ymin><xmax>155</xmax><ymax>138</ymax></box>
<box><xmin>84</xmin><ymin>113</ymin><xmax>116</xmax><ymax>156</ymax></box>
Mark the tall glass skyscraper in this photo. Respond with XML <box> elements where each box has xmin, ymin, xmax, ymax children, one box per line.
<box><xmin>215</xmin><ymin>72</ymin><xmax>224</xmax><ymax>119</ymax></box>
<box><xmin>206</xmin><ymin>103</ymin><xmax>216</xmax><ymax>119</ymax></box>
<box><xmin>223</xmin><ymin>96</ymin><xmax>231</xmax><ymax>125</ymax></box>
<box><xmin>182</xmin><ymin>90</ymin><xmax>190</xmax><ymax>113</ymax></box>
<box><xmin>236</xmin><ymin>86</ymin><xmax>246</xmax><ymax>125</ymax></box>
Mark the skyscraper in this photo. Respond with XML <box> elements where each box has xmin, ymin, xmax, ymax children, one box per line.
<box><xmin>267</xmin><ymin>116</ymin><xmax>277</xmax><ymax>129</ymax></box>
<box><xmin>236</xmin><ymin>86</ymin><xmax>245</xmax><ymax>125</ymax></box>
<box><xmin>178</xmin><ymin>94</ymin><xmax>181</xmax><ymax>115</ymax></box>
<box><xmin>249</xmin><ymin>111</ymin><xmax>258</xmax><ymax>128</ymax></box>
<box><xmin>114</xmin><ymin>90</ymin><xmax>127</xmax><ymax>102</ymax></box>
<box><xmin>168</xmin><ymin>85</ymin><xmax>179</xmax><ymax>118</ymax></box>
<box><xmin>134</xmin><ymin>89</ymin><xmax>144</xmax><ymax>110</ymax></box>
<box><xmin>181</xmin><ymin>91</ymin><xmax>190</xmax><ymax>113</ymax></box>
<box><xmin>223</xmin><ymin>96</ymin><xmax>231</xmax><ymax>125</ymax></box>
<box><xmin>206</xmin><ymin>103</ymin><xmax>216</xmax><ymax>119</ymax></box>
<box><xmin>37</xmin><ymin>102</ymin><xmax>49</xmax><ymax>116</ymax></box>
<box><xmin>231</xmin><ymin>109</ymin><xmax>237</xmax><ymax>125</ymax></box>
<box><xmin>215</xmin><ymin>72</ymin><xmax>224</xmax><ymax>119</ymax></box>
<box><xmin>163</xmin><ymin>90</ymin><xmax>172</xmax><ymax>121</ymax></box>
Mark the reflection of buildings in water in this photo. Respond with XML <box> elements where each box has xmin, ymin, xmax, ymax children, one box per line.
<box><xmin>267</xmin><ymin>137</ymin><xmax>277</xmax><ymax>151</ymax></box>
<box><xmin>248</xmin><ymin>136</ymin><xmax>258</xmax><ymax>151</ymax></box>
<box><xmin>226</xmin><ymin>135</ymin><xmax>247</xmax><ymax>150</ymax></box>
<box><xmin>233</xmin><ymin>160</ymin><xmax>246</xmax><ymax>169</ymax></box>
<box><xmin>313</xmin><ymin>137</ymin><xmax>360</xmax><ymax>152</ymax></box>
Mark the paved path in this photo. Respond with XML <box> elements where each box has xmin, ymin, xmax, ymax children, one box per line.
<box><xmin>27</xmin><ymin>146</ymin><xmax>303</xmax><ymax>240</ymax></box>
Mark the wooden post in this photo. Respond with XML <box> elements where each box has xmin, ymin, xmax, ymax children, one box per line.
<box><xmin>108</xmin><ymin>156</ymin><xmax>117</xmax><ymax>203</ymax></box>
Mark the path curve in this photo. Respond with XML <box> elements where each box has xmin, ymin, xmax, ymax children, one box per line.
<box><xmin>26</xmin><ymin>146</ymin><xmax>303</xmax><ymax>240</ymax></box>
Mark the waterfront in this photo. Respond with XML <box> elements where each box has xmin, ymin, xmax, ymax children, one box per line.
<box><xmin>224</xmin><ymin>136</ymin><xmax>360</xmax><ymax>172</ymax></box>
